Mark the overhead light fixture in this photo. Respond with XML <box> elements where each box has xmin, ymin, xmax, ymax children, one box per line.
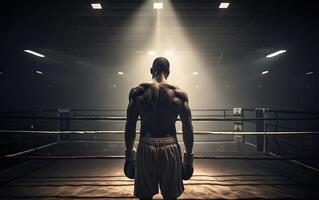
<box><xmin>266</xmin><ymin>50</ymin><xmax>287</xmax><ymax>58</ymax></box>
<box><xmin>148</xmin><ymin>51</ymin><xmax>156</xmax><ymax>55</ymax></box>
<box><xmin>91</xmin><ymin>3</ymin><xmax>102</xmax><ymax>9</ymax></box>
<box><xmin>192</xmin><ymin>72</ymin><xmax>199</xmax><ymax>75</ymax></box>
<box><xmin>153</xmin><ymin>2</ymin><xmax>163</xmax><ymax>9</ymax></box>
<box><xmin>118</xmin><ymin>71</ymin><xmax>124</xmax><ymax>75</ymax></box>
<box><xmin>165</xmin><ymin>51</ymin><xmax>174</xmax><ymax>56</ymax></box>
<box><xmin>24</xmin><ymin>49</ymin><xmax>45</xmax><ymax>58</ymax></box>
<box><xmin>261</xmin><ymin>70</ymin><xmax>269</xmax><ymax>75</ymax></box>
<box><xmin>219</xmin><ymin>2</ymin><xmax>230</xmax><ymax>9</ymax></box>
<box><xmin>306</xmin><ymin>71</ymin><xmax>314</xmax><ymax>75</ymax></box>
<box><xmin>35</xmin><ymin>70</ymin><xmax>43</xmax><ymax>75</ymax></box>
<box><xmin>0</xmin><ymin>72</ymin><xmax>3</xmax><ymax>75</ymax></box>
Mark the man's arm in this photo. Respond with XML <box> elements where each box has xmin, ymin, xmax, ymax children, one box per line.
<box><xmin>124</xmin><ymin>87</ymin><xmax>141</xmax><ymax>151</ymax></box>
<box><xmin>178</xmin><ymin>92</ymin><xmax>194</xmax><ymax>154</ymax></box>
<box><xmin>123</xmin><ymin>87</ymin><xmax>142</xmax><ymax>179</ymax></box>
<box><xmin>178</xmin><ymin>91</ymin><xmax>194</xmax><ymax>180</ymax></box>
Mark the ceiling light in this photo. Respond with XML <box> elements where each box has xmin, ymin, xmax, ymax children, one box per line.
<box><xmin>219</xmin><ymin>2</ymin><xmax>230</xmax><ymax>9</ymax></box>
<box><xmin>261</xmin><ymin>70</ymin><xmax>269</xmax><ymax>75</ymax></box>
<box><xmin>118</xmin><ymin>71</ymin><xmax>124</xmax><ymax>75</ymax></box>
<box><xmin>266</xmin><ymin>50</ymin><xmax>287</xmax><ymax>58</ymax></box>
<box><xmin>0</xmin><ymin>72</ymin><xmax>3</xmax><ymax>75</ymax></box>
<box><xmin>24</xmin><ymin>50</ymin><xmax>45</xmax><ymax>57</ymax></box>
<box><xmin>35</xmin><ymin>70</ymin><xmax>43</xmax><ymax>75</ymax></box>
<box><xmin>91</xmin><ymin>3</ymin><xmax>102</xmax><ymax>9</ymax></box>
<box><xmin>165</xmin><ymin>51</ymin><xmax>174</xmax><ymax>56</ymax></box>
<box><xmin>153</xmin><ymin>3</ymin><xmax>163</xmax><ymax>9</ymax></box>
<box><xmin>148</xmin><ymin>51</ymin><xmax>156</xmax><ymax>55</ymax></box>
<box><xmin>306</xmin><ymin>71</ymin><xmax>314</xmax><ymax>75</ymax></box>
<box><xmin>192</xmin><ymin>72</ymin><xmax>199</xmax><ymax>75</ymax></box>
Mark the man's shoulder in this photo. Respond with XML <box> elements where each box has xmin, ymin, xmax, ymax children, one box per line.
<box><xmin>162</xmin><ymin>83</ymin><xmax>188</xmax><ymax>102</ymax></box>
<box><xmin>129</xmin><ymin>85</ymin><xmax>145</xmax><ymax>100</ymax></box>
<box><xmin>174</xmin><ymin>87</ymin><xmax>188</xmax><ymax>102</ymax></box>
<box><xmin>128</xmin><ymin>82</ymin><xmax>153</xmax><ymax>99</ymax></box>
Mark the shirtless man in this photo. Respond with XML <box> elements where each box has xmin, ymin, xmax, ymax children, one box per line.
<box><xmin>124</xmin><ymin>57</ymin><xmax>194</xmax><ymax>200</ymax></box>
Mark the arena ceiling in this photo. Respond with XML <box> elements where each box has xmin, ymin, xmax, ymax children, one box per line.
<box><xmin>0</xmin><ymin>0</ymin><xmax>318</xmax><ymax>109</ymax></box>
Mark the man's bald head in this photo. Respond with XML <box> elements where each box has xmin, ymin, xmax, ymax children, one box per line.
<box><xmin>151</xmin><ymin>57</ymin><xmax>170</xmax><ymax>78</ymax></box>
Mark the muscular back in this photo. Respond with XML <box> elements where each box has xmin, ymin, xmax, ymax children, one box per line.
<box><xmin>129</xmin><ymin>81</ymin><xmax>188</xmax><ymax>137</ymax></box>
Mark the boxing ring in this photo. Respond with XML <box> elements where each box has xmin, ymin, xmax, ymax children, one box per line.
<box><xmin>1</xmin><ymin>108</ymin><xmax>319</xmax><ymax>199</ymax></box>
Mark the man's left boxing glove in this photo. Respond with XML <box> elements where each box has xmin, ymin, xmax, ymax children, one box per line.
<box><xmin>182</xmin><ymin>152</ymin><xmax>194</xmax><ymax>180</ymax></box>
<box><xmin>124</xmin><ymin>148</ymin><xmax>136</xmax><ymax>179</ymax></box>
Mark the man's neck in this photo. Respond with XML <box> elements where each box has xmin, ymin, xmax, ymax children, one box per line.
<box><xmin>153</xmin><ymin>74</ymin><xmax>167</xmax><ymax>83</ymax></box>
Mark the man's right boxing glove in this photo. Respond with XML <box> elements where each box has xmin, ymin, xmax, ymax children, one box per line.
<box><xmin>124</xmin><ymin>148</ymin><xmax>136</xmax><ymax>179</ymax></box>
<box><xmin>182</xmin><ymin>152</ymin><xmax>194</xmax><ymax>180</ymax></box>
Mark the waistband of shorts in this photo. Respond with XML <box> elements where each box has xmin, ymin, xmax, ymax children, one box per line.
<box><xmin>139</xmin><ymin>136</ymin><xmax>178</xmax><ymax>147</ymax></box>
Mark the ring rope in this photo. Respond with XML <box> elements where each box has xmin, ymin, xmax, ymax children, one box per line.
<box><xmin>0</xmin><ymin>130</ymin><xmax>319</xmax><ymax>135</ymax></box>
<box><xmin>0</xmin><ymin>130</ymin><xmax>317</xmax><ymax>135</ymax></box>
<box><xmin>1</xmin><ymin>115</ymin><xmax>319</xmax><ymax>121</ymax></box>
<box><xmin>1</xmin><ymin>155</ymin><xmax>319</xmax><ymax>160</ymax></box>
<box><xmin>1</xmin><ymin>108</ymin><xmax>319</xmax><ymax>114</ymax></box>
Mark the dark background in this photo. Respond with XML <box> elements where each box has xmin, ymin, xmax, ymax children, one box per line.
<box><xmin>0</xmin><ymin>0</ymin><xmax>318</xmax><ymax>111</ymax></box>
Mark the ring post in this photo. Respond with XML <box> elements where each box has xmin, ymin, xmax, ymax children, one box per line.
<box><xmin>256</xmin><ymin>108</ymin><xmax>267</xmax><ymax>152</ymax></box>
<box><xmin>58</xmin><ymin>108</ymin><xmax>70</xmax><ymax>141</ymax></box>
<box><xmin>233</xmin><ymin>108</ymin><xmax>244</xmax><ymax>149</ymax></box>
